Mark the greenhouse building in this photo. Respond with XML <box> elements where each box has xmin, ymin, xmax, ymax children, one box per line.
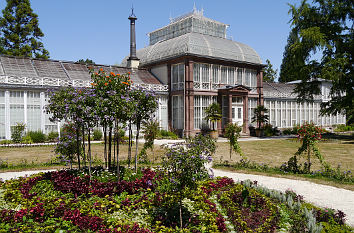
<box><xmin>0</xmin><ymin>8</ymin><xmax>345</xmax><ymax>140</ymax></box>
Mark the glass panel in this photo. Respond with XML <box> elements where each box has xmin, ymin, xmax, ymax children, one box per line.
<box><xmin>237</xmin><ymin>68</ymin><xmax>243</xmax><ymax>84</ymax></box>
<box><xmin>0</xmin><ymin>104</ymin><xmax>5</xmax><ymax>139</ymax></box>
<box><xmin>228</xmin><ymin>67</ymin><xmax>235</xmax><ymax>85</ymax></box>
<box><xmin>221</xmin><ymin>66</ymin><xmax>227</xmax><ymax>84</ymax></box>
<box><xmin>178</xmin><ymin>64</ymin><xmax>184</xmax><ymax>82</ymax></box>
<box><xmin>212</xmin><ymin>65</ymin><xmax>219</xmax><ymax>83</ymax></box>
<box><xmin>193</xmin><ymin>63</ymin><xmax>200</xmax><ymax>82</ymax></box>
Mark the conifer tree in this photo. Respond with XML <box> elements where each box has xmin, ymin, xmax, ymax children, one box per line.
<box><xmin>0</xmin><ymin>0</ymin><xmax>49</xmax><ymax>58</ymax></box>
<box><xmin>263</xmin><ymin>59</ymin><xmax>277</xmax><ymax>82</ymax></box>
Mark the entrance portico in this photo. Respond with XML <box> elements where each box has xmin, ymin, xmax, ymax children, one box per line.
<box><xmin>217</xmin><ymin>85</ymin><xmax>251</xmax><ymax>134</ymax></box>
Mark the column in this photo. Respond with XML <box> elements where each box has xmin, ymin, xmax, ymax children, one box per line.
<box><xmin>24</xmin><ymin>91</ymin><xmax>27</xmax><ymax>131</ymax></box>
<box><xmin>243</xmin><ymin>95</ymin><xmax>249</xmax><ymax>134</ymax></box>
<box><xmin>167</xmin><ymin>64</ymin><xmax>172</xmax><ymax>131</ymax></box>
<box><xmin>228</xmin><ymin>94</ymin><xmax>232</xmax><ymax>124</ymax></box>
<box><xmin>40</xmin><ymin>91</ymin><xmax>46</xmax><ymax>133</ymax></box>
<box><xmin>5</xmin><ymin>90</ymin><xmax>10</xmax><ymax>139</ymax></box>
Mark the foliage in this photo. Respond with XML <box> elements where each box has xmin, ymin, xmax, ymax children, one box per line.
<box><xmin>93</xmin><ymin>129</ymin><xmax>103</xmax><ymax>141</ymax></box>
<box><xmin>0</xmin><ymin>0</ymin><xmax>49</xmax><ymax>58</ymax></box>
<box><xmin>1</xmin><ymin>168</ymin><xmax>351</xmax><ymax>232</ymax></box>
<box><xmin>263</xmin><ymin>59</ymin><xmax>277</xmax><ymax>82</ymax></box>
<box><xmin>252</xmin><ymin>105</ymin><xmax>269</xmax><ymax>129</ymax></box>
<box><xmin>0</xmin><ymin>139</ymin><xmax>12</xmax><ymax>145</ymax></box>
<box><xmin>295</xmin><ymin>122</ymin><xmax>326</xmax><ymax>172</ymax></box>
<box><xmin>10</xmin><ymin>122</ymin><xmax>26</xmax><ymax>143</ymax></box>
<box><xmin>224</xmin><ymin>122</ymin><xmax>243</xmax><ymax>160</ymax></box>
<box><xmin>26</xmin><ymin>131</ymin><xmax>46</xmax><ymax>143</ymax></box>
<box><xmin>281</xmin><ymin>0</ymin><xmax>354</xmax><ymax>123</ymax></box>
<box><xmin>142</xmin><ymin>119</ymin><xmax>159</xmax><ymax>152</ymax></box>
<box><xmin>21</xmin><ymin>135</ymin><xmax>33</xmax><ymax>144</ymax></box>
<box><xmin>334</xmin><ymin>124</ymin><xmax>354</xmax><ymax>132</ymax></box>
<box><xmin>279</xmin><ymin>28</ymin><xmax>302</xmax><ymax>83</ymax></box>
<box><xmin>162</xmin><ymin>135</ymin><xmax>215</xmax><ymax>193</ymax></box>
<box><xmin>157</xmin><ymin>129</ymin><xmax>178</xmax><ymax>139</ymax></box>
<box><xmin>161</xmin><ymin>135</ymin><xmax>215</xmax><ymax>227</ymax></box>
<box><xmin>54</xmin><ymin>123</ymin><xmax>80</xmax><ymax>167</ymax></box>
<box><xmin>47</xmin><ymin>131</ymin><xmax>59</xmax><ymax>142</ymax></box>
<box><xmin>77</xmin><ymin>58</ymin><xmax>95</xmax><ymax>65</ymax></box>
<box><xmin>204</xmin><ymin>102</ymin><xmax>222</xmax><ymax>131</ymax></box>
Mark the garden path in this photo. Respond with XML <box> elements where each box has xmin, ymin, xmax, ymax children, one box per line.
<box><xmin>0</xmin><ymin>168</ymin><xmax>353</xmax><ymax>226</ymax></box>
<box><xmin>213</xmin><ymin>169</ymin><xmax>354</xmax><ymax>227</ymax></box>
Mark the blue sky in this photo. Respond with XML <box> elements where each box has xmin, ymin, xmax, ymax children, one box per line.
<box><xmin>0</xmin><ymin>0</ymin><xmax>299</xmax><ymax>76</ymax></box>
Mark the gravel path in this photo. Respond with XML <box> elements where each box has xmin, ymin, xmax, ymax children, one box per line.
<box><xmin>214</xmin><ymin>169</ymin><xmax>354</xmax><ymax>227</ymax></box>
<box><xmin>1</xmin><ymin>168</ymin><xmax>353</xmax><ymax>227</ymax></box>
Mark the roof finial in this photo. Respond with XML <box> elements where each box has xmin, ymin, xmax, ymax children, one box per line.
<box><xmin>169</xmin><ymin>11</ymin><xmax>173</xmax><ymax>23</ymax></box>
<box><xmin>130</xmin><ymin>4</ymin><xmax>136</xmax><ymax>18</ymax></box>
<box><xmin>193</xmin><ymin>2</ymin><xmax>196</xmax><ymax>13</ymax></box>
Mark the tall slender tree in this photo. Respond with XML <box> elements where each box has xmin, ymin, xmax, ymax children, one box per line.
<box><xmin>281</xmin><ymin>0</ymin><xmax>353</xmax><ymax>123</ymax></box>
<box><xmin>0</xmin><ymin>0</ymin><xmax>49</xmax><ymax>58</ymax></box>
<box><xmin>263</xmin><ymin>59</ymin><xmax>277</xmax><ymax>82</ymax></box>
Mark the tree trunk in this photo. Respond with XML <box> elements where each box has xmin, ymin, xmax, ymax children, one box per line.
<box><xmin>82</xmin><ymin>126</ymin><xmax>86</xmax><ymax>167</ymax></box>
<box><xmin>76</xmin><ymin>127</ymin><xmax>81</xmax><ymax>169</ymax></box>
<box><xmin>88</xmin><ymin>128</ymin><xmax>92</xmax><ymax>182</ymax></box>
<box><xmin>179</xmin><ymin>198</ymin><xmax>183</xmax><ymax>229</ymax></box>
<box><xmin>128</xmin><ymin>120</ymin><xmax>132</xmax><ymax>168</ymax></box>
<box><xmin>103</xmin><ymin>126</ymin><xmax>107</xmax><ymax>169</ymax></box>
<box><xmin>230</xmin><ymin>144</ymin><xmax>232</xmax><ymax>161</ymax></box>
<box><xmin>108</xmin><ymin>127</ymin><xmax>112</xmax><ymax>169</ymax></box>
<box><xmin>113</xmin><ymin>127</ymin><xmax>116</xmax><ymax>167</ymax></box>
<box><xmin>307</xmin><ymin>145</ymin><xmax>311</xmax><ymax>172</ymax></box>
<box><xmin>135</xmin><ymin>122</ymin><xmax>140</xmax><ymax>173</ymax></box>
<box><xmin>116</xmin><ymin>127</ymin><xmax>120</xmax><ymax>180</ymax></box>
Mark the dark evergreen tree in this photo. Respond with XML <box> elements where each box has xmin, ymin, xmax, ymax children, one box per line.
<box><xmin>263</xmin><ymin>59</ymin><xmax>277</xmax><ymax>82</ymax></box>
<box><xmin>279</xmin><ymin>28</ymin><xmax>304</xmax><ymax>83</ymax></box>
<box><xmin>0</xmin><ymin>0</ymin><xmax>49</xmax><ymax>58</ymax></box>
<box><xmin>281</xmin><ymin>0</ymin><xmax>353</xmax><ymax>123</ymax></box>
<box><xmin>77</xmin><ymin>58</ymin><xmax>95</xmax><ymax>65</ymax></box>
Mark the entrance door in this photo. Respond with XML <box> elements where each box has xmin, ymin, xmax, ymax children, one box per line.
<box><xmin>232</xmin><ymin>106</ymin><xmax>243</xmax><ymax>126</ymax></box>
<box><xmin>231</xmin><ymin>97</ymin><xmax>243</xmax><ymax>126</ymax></box>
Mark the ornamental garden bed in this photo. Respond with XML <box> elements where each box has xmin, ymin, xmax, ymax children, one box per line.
<box><xmin>0</xmin><ymin>167</ymin><xmax>352</xmax><ymax>233</ymax></box>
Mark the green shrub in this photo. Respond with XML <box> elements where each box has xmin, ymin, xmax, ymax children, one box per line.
<box><xmin>11</xmin><ymin>122</ymin><xmax>26</xmax><ymax>143</ymax></box>
<box><xmin>0</xmin><ymin>139</ymin><xmax>12</xmax><ymax>145</ymax></box>
<box><xmin>263</xmin><ymin>124</ymin><xmax>274</xmax><ymax>136</ymax></box>
<box><xmin>27</xmin><ymin>130</ymin><xmax>46</xmax><ymax>143</ymax></box>
<box><xmin>158</xmin><ymin>129</ymin><xmax>178</xmax><ymax>139</ymax></box>
<box><xmin>334</xmin><ymin>124</ymin><xmax>354</xmax><ymax>132</ymax></box>
<box><xmin>21</xmin><ymin>135</ymin><xmax>33</xmax><ymax>144</ymax></box>
<box><xmin>47</xmin><ymin>131</ymin><xmax>59</xmax><ymax>142</ymax></box>
<box><xmin>292</xmin><ymin>124</ymin><xmax>301</xmax><ymax>134</ymax></box>
<box><xmin>282</xmin><ymin>128</ymin><xmax>292</xmax><ymax>135</ymax></box>
<box><xmin>93</xmin><ymin>129</ymin><xmax>103</xmax><ymax>141</ymax></box>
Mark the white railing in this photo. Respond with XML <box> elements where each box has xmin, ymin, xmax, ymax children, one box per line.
<box><xmin>0</xmin><ymin>75</ymin><xmax>168</xmax><ymax>92</ymax></box>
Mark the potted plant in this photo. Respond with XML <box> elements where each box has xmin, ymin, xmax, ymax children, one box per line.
<box><xmin>251</xmin><ymin>105</ymin><xmax>269</xmax><ymax>137</ymax></box>
<box><xmin>205</xmin><ymin>102</ymin><xmax>222</xmax><ymax>138</ymax></box>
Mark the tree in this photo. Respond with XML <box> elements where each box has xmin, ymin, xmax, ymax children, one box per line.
<box><xmin>224</xmin><ymin>123</ymin><xmax>243</xmax><ymax>160</ymax></box>
<box><xmin>0</xmin><ymin>0</ymin><xmax>49</xmax><ymax>58</ymax></box>
<box><xmin>281</xmin><ymin>0</ymin><xmax>353</xmax><ymax>123</ymax></box>
<box><xmin>251</xmin><ymin>105</ymin><xmax>269</xmax><ymax>129</ymax></box>
<box><xmin>204</xmin><ymin>102</ymin><xmax>222</xmax><ymax>131</ymax></box>
<box><xmin>263</xmin><ymin>59</ymin><xmax>277</xmax><ymax>82</ymax></box>
<box><xmin>77</xmin><ymin>58</ymin><xmax>95</xmax><ymax>65</ymax></box>
<box><xmin>279</xmin><ymin>28</ymin><xmax>303</xmax><ymax>83</ymax></box>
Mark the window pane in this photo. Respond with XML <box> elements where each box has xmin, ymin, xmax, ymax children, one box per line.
<box><xmin>237</xmin><ymin>68</ymin><xmax>243</xmax><ymax>84</ymax></box>
<box><xmin>221</xmin><ymin>66</ymin><xmax>227</xmax><ymax>83</ymax></box>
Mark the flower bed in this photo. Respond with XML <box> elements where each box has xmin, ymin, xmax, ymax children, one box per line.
<box><xmin>0</xmin><ymin>167</ymin><xmax>352</xmax><ymax>232</ymax></box>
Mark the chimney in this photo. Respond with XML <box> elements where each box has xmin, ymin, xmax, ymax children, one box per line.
<box><xmin>127</xmin><ymin>7</ymin><xmax>140</xmax><ymax>69</ymax></box>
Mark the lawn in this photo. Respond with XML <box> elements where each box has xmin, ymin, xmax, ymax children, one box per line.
<box><xmin>1</xmin><ymin>138</ymin><xmax>353</xmax><ymax>172</ymax></box>
<box><xmin>1</xmin><ymin>138</ymin><xmax>353</xmax><ymax>190</ymax></box>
